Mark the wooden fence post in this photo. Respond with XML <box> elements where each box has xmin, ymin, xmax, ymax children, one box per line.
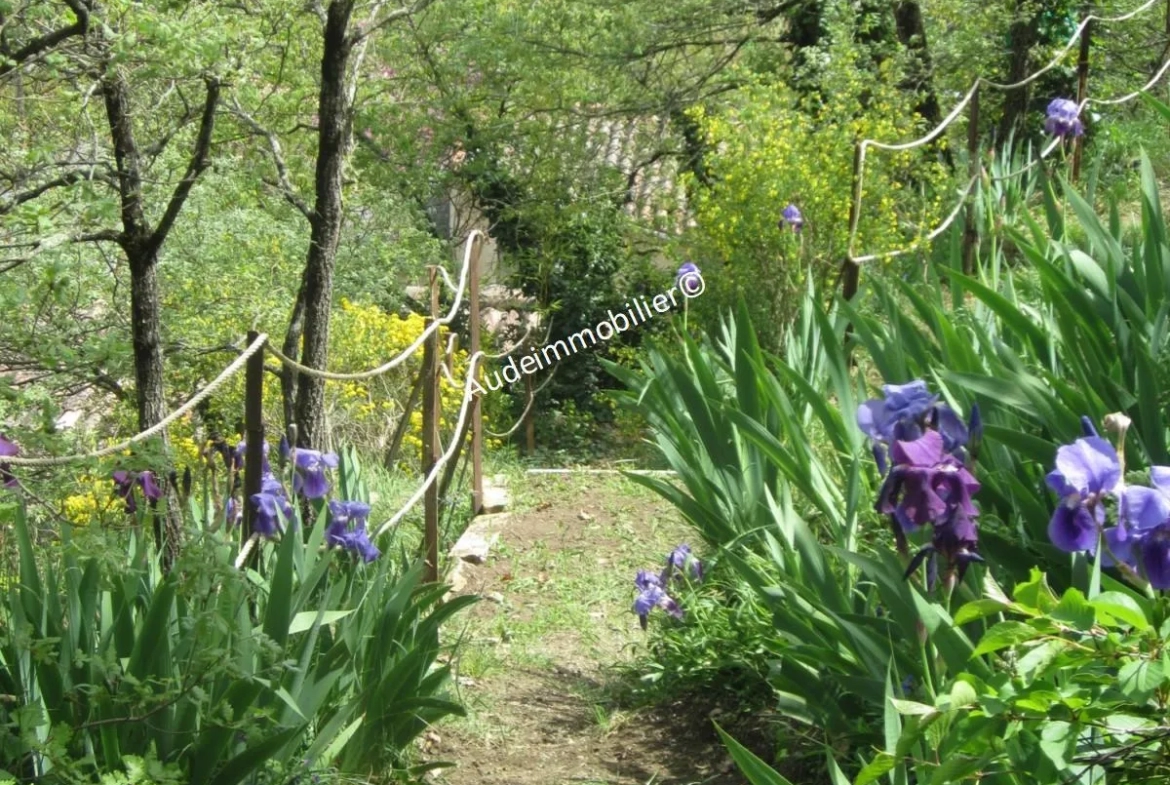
<box><xmin>243</xmin><ymin>329</ymin><xmax>265</xmax><ymax>554</ymax></box>
<box><xmin>422</xmin><ymin>268</ymin><xmax>441</xmax><ymax>584</ymax></box>
<box><xmin>1072</xmin><ymin>16</ymin><xmax>1092</xmax><ymax>182</ymax></box>
<box><xmin>524</xmin><ymin>376</ymin><xmax>536</xmax><ymax>456</ymax></box>
<box><xmin>468</xmin><ymin>233</ymin><xmax>485</xmax><ymax>516</ymax></box>
<box><xmin>961</xmin><ymin>86</ymin><xmax>981</xmax><ymax>276</ymax></box>
<box><xmin>840</xmin><ymin>143</ymin><xmax>864</xmax><ymax>303</ymax></box>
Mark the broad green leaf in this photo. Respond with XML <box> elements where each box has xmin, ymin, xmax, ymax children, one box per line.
<box><xmin>971</xmin><ymin>621</ymin><xmax>1041</xmax><ymax>657</ymax></box>
<box><xmin>889</xmin><ymin>698</ymin><xmax>938</xmax><ymax>717</ymax></box>
<box><xmin>854</xmin><ymin>753</ymin><xmax>896</xmax><ymax>785</ymax></box>
<box><xmin>1118</xmin><ymin>659</ymin><xmax>1165</xmax><ymax>700</ymax></box>
<box><xmin>287</xmin><ymin>609</ymin><xmax>355</xmax><ymax>634</ymax></box>
<box><xmin>1051</xmin><ymin>588</ymin><xmax>1095</xmax><ymax>630</ymax></box>
<box><xmin>1089</xmin><ymin>592</ymin><xmax>1150</xmax><ymax>631</ymax></box>
<box><xmin>953</xmin><ymin>598</ymin><xmax>1012</xmax><ymax>625</ymax></box>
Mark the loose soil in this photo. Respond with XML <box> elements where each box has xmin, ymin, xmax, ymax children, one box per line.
<box><xmin>427</xmin><ymin>473</ymin><xmax>772</xmax><ymax>785</ymax></box>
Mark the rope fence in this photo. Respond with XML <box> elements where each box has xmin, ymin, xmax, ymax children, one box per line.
<box><xmin>263</xmin><ymin>229</ymin><xmax>482</xmax><ymax>380</ymax></box>
<box><xmin>844</xmin><ymin>0</ymin><xmax>1169</xmax><ymax>268</ymax></box>
<box><xmin>374</xmin><ymin>350</ymin><xmax>484</xmax><ymax>538</ymax></box>
<box><xmin>4</xmin><ymin>333</ymin><xmax>270</xmax><ymax>466</ymax></box>
<box><xmin>3</xmin><ymin>230</ymin><xmax>504</xmax><ymax>581</ymax></box>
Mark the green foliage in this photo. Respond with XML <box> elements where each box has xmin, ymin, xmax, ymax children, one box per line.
<box><xmin>682</xmin><ymin>32</ymin><xmax>950</xmax><ymax>346</ymax></box>
<box><xmin>857</xmin><ymin>567</ymin><xmax>1170</xmax><ymax>785</ymax></box>
<box><xmin>632</xmin><ymin>563</ymin><xmax>775</xmax><ymax>702</ymax></box>
<box><xmin>845</xmin><ymin>152</ymin><xmax>1170</xmax><ymax>585</ymax></box>
<box><xmin>617</xmin><ymin>144</ymin><xmax>1170</xmax><ymax>784</ymax></box>
<box><xmin>0</xmin><ymin>449</ymin><xmax>472</xmax><ymax>784</ymax></box>
<box><xmin>607</xmin><ymin>297</ymin><xmax>991</xmax><ymax>750</ymax></box>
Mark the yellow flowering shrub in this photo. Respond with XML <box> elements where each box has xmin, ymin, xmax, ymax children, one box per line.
<box><xmin>61</xmin><ymin>474</ymin><xmax>121</xmax><ymax>526</ymax></box>
<box><xmin>84</xmin><ymin>296</ymin><xmax>493</xmax><ymax>527</ymax></box>
<box><xmin>327</xmin><ymin>299</ymin><xmax>483</xmax><ymax>463</ymax></box>
<box><xmin>684</xmin><ymin>59</ymin><xmax>950</xmax><ymax>345</ymax></box>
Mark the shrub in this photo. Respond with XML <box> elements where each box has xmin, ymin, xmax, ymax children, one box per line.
<box><xmin>681</xmin><ymin>59</ymin><xmax>950</xmax><ymax>347</ymax></box>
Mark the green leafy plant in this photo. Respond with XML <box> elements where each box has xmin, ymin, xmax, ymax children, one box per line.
<box><xmin>857</xmin><ymin>567</ymin><xmax>1170</xmax><ymax>785</ymax></box>
<box><xmin>844</xmin><ymin>151</ymin><xmax>1170</xmax><ymax>586</ymax></box>
<box><xmin>0</xmin><ymin>448</ymin><xmax>473</xmax><ymax>784</ymax></box>
<box><xmin>607</xmin><ymin>298</ymin><xmax>989</xmax><ymax>749</ymax></box>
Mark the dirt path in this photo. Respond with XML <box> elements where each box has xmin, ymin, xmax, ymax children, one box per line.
<box><xmin>428</xmin><ymin>473</ymin><xmax>755</xmax><ymax>785</ymax></box>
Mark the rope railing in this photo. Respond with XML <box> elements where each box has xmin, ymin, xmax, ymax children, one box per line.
<box><xmin>849</xmin><ymin>134</ymin><xmax>1065</xmax><ymax>264</ymax></box>
<box><xmin>3</xmin><ymin>231</ymin><xmax>493</xmax><ymax>468</ymax></box>
<box><xmin>374</xmin><ymin>350</ymin><xmax>484</xmax><ymax>538</ymax></box>
<box><xmin>4</xmin><ymin>333</ymin><xmax>270</xmax><ymax>466</ymax></box>
<box><xmin>263</xmin><ymin>229</ymin><xmax>482</xmax><ymax>380</ymax></box>
<box><xmin>438</xmin><ymin>319</ymin><xmax>538</xmax><ymax>388</ymax></box>
<box><xmin>2</xmin><ymin>224</ymin><xmax>533</xmax><ymax>568</ymax></box>
<box><xmin>846</xmin><ymin>0</ymin><xmax>1167</xmax><ymax>265</ymax></box>
<box><xmin>484</xmin><ymin>369</ymin><xmax>557</xmax><ymax>440</ymax></box>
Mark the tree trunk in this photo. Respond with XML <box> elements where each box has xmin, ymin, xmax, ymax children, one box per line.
<box><xmin>103</xmin><ymin>68</ymin><xmax>220</xmax><ymax>568</ymax></box>
<box><xmin>292</xmin><ymin>0</ymin><xmax>355</xmax><ymax>449</ymax></box>
<box><xmin>280</xmin><ymin>277</ymin><xmax>307</xmax><ymax>434</ymax></box>
<box><xmin>999</xmin><ymin>5</ymin><xmax>1039</xmax><ymax>144</ymax></box>
<box><xmin>103</xmin><ymin>75</ymin><xmax>183</xmax><ymax>566</ymax></box>
<box><xmin>894</xmin><ymin>2</ymin><xmax>942</xmax><ymax>128</ymax></box>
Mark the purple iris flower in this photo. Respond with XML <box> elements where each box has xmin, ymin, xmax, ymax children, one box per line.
<box><xmin>138</xmin><ymin>471</ymin><xmax>162</xmax><ymax>501</ymax></box>
<box><xmin>675</xmin><ymin>262</ymin><xmax>703</xmax><ymax>296</ymax></box>
<box><xmin>1140</xmin><ymin>522</ymin><xmax>1170</xmax><ymax>589</ymax></box>
<box><xmin>635</xmin><ymin>569</ymin><xmax>661</xmax><ymax>592</ymax></box>
<box><xmin>902</xmin><ymin>505</ymin><xmax>984</xmax><ymax>589</ymax></box>
<box><xmin>780</xmin><ymin>204</ymin><xmax>803</xmax><ymax>232</ymax></box>
<box><xmin>113</xmin><ymin>470</ymin><xmax>136</xmax><ymax>513</ymax></box>
<box><xmin>632</xmin><ymin>571</ymin><xmax>683</xmax><ymax>630</ymax></box>
<box><xmin>348</xmin><ymin>526</ymin><xmax>381</xmax><ymax>563</ymax></box>
<box><xmin>293</xmin><ymin>449</ymin><xmax>339</xmax><ymax>499</ymax></box>
<box><xmin>325</xmin><ymin>500</ymin><xmax>380</xmax><ymax>562</ymax></box>
<box><xmin>1120</xmin><ymin>467</ymin><xmax>1170</xmax><ymax>535</ymax></box>
<box><xmin>1046</xmin><ymin>437</ymin><xmax>1121</xmax><ymax>553</ymax></box>
<box><xmin>111</xmin><ymin>469</ymin><xmax>163</xmax><ymax>513</ymax></box>
<box><xmin>877</xmin><ymin>431</ymin><xmax>980</xmax><ymax>532</ymax></box>
<box><xmin>1</xmin><ymin>434</ymin><xmax>19</xmax><ymax>488</ymax></box>
<box><xmin>930</xmin><ymin>506</ymin><xmax>982</xmax><ymax>579</ymax></box>
<box><xmin>1045</xmin><ymin>98</ymin><xmax>1084</xmax><ymax>139</ymax></box>
<box><xmin>859</xmin><ymin>381</ymin><xmax>981</xmax><ymax>464</ymax></box>
<box><xmin>260</xmin><ymin>470</ymin><xmax>285</xmax><ymax>497</ymax></box>
<box><xmin>250</xmin><ymin>490</ymin><xmax>293</xmax><ymax>537</ymax></box>
<box><xmin>663</xmin><ymin>543</ymin><xmax>704</xmax><ymax>582</ymax></box>
<box><xmin>1099</xmin><ymin>467</ymin><xmax>1170</xmax><ymax>576</ymax></box>
<box><xmin>857</xmin><ymin>381</ymin><xmax>938</xmax><ymax>444</ymax></box>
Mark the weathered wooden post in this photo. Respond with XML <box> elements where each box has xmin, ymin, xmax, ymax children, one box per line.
<box><xmin>961</xmin><ymin>86</ymin><xmax>981</xmax><ymax>275</ymax></box>
<box><xmin>524</xmin><ymin>376</ymin><xmax>536</xmax><ymax>456</ymax></box>
<box><xmin>1071</xmin><ymin>15</ymin><xmax>1092</xmax><ymax>182</ymax></box>
<box><xmin>468</xmin><ymin>233</ymin><xmax>485</xmax><ymax>516</ymax></box>
<box><xmin>243</xmin><ymin>330</ymin><xmax>266</xmax><ymax>555</ymax></box>
<box><xmin>422</xmin><ymin>268</ymin><xmax>441</xmax><ymax>583</ymax></box>
<box><xmin>840</xmin><ymin>143</ymin><xmax>864</xmax><ymax>302</ymax></box>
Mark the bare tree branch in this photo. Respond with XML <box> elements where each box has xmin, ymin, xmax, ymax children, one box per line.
<box><xmin>352</xmin><ymin>0</ymin><xmax>439</xmax><ymax>43</ymax></box>
<box><xmin>0</xmin><ymin>170</ymin><xmax>91</xmax><ymax>215</ymax></box>
<box><xmin>229</xmin><ymin>98</ymin><xmax>313</xmax><ymax>221</ymax></box>
<box><xmin>0</xmin><ymin>0</ymin><xmax>91</xmax><ymax>79</ymax></box>
<box><xmin>148</xmin><ymin>77</ymin><xmax>221</xmax><ymax>254</ymax></box>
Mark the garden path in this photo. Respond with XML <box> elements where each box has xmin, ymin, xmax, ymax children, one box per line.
<box><xmin>429</xmin><ymin>472</ymin><xmax>757</xmax><ymax>785</ymax></box>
